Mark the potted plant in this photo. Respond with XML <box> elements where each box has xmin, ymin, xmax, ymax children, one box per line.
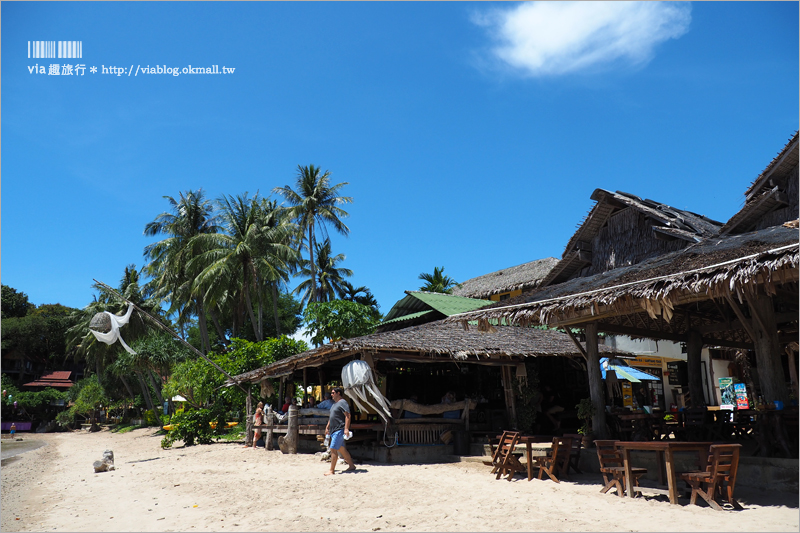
<box><xmin>576</xmin><ymin>398</ymin><xmax>596</xmax><ymax>448</ymax></box>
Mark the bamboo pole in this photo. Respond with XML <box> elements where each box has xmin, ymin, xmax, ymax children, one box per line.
<box><xmin>265</xmin><ymin>406</ymin><xmax>274</xmax><ymax>451</ymax></box>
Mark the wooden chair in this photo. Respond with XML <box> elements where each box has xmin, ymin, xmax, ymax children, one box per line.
<box><xmin>488</xmin><ymin>431</ymin><xmax>524</xmax><ymax>481</ymax></box>
<box><xmin>683</xmin><ymin>408</ymin><xmax>709</xmax><ymax>441</ymax></box>
<box><xmin>483</xmin><ymin>431</ymin><xmax>509</xmax><ymax>467</ymax></box>
<box><xmin>680</xmin><ymin>444</ymin><xmax>742</xmax><ymax>510</ymax></box>
<box><xmin>595</xmin><ymin>440</ymin><xmax>647</xmax><ymax>497</ymax></box>
<box><xmin>562</xmin><ymin>433</ymin><xmax>583</xmax><ymax>475</ymax></box>
<box><xmin>531</xmin><ymin>436</ymin><xmax>572</xmax><ymax>483</ymax></box>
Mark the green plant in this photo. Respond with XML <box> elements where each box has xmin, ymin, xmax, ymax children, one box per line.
<box><xmin>160</xmin><ymin>406</ymin><xmax>227</xmax><ymax>448</ymax></box>
<box><xmin>512</xmin><ymin>362</ymin><xmax>541</xmax><ymax>434</ymax></box>
<box><xmin>576</xmin><ymin>398</ymin><xmax>595</xmax><ymax>436</ymax></box>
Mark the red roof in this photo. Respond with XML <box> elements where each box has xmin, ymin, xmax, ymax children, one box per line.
<box><xmin>23</xmin><ymin>371</ymin><xmax>74</xmax><ymax>388</ymax></box>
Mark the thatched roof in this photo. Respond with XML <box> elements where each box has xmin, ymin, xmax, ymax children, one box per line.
<box><xmin>451</xmin><ymin>257</ymin><xmax>559</xmax><ymax>299</ymax></box>
<box><xmin>721</xmin><ymin>132</ymin><xmax>799</xmax><ymax>235</ymax></box>
<box><xmin>228</xmin><ymin>320</ymin><xmax>632</xmax><ymax>384</ymax></box>
<box><xmin>447</xmin><ymin>225</ymin><xmax>799</xmax><ymax>346</ymax></box>
<box><xmin>540</xmin><ymin>189</ymin><xmax>724</xmax><ymax>287</ymax></box>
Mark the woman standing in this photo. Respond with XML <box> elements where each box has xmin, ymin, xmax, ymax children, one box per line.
<box><xmin>252</xmin><ymin>402</ymin><xmax>264</xmax><ymax>449</ymax></box>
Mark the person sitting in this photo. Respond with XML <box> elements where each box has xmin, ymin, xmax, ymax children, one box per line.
<box><xmin>404</xmin><ymin>395</ymin><xmax>422</xmax><ymax>418</ymax></box>
<box><xmin>281</xmin><ymin>396</ymin><xmax>293</xmax><ymax>414</ymax></box>
<box><xmin>305</xmin><ymin>397</ymin><xmax>317</xmax><ymax>409</ymax></box>
<box><xmin>317</xmin><ymin>392</ymin><xmax>334</xmax><ymax>410</ymax></box>
<box><xmin>441</xmin><ymin>391</ymin><xmax>461</xmax><ymax>419</ymax></box>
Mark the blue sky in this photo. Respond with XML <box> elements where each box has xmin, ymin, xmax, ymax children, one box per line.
<box><xmin>2</xmin><ymin>1</ymin><xmax>798</xmax><ymax>319</ymax></box>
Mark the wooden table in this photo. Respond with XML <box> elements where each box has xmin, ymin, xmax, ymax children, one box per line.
<box><xmin>616</xmin><ymin>441</ymin><xmax>711</xmax><ymax>504</ymax></box>
<box><xmin>517</xmin><ymin>435</ymin><xmax>558</xmax><ymax>481</ymax></box>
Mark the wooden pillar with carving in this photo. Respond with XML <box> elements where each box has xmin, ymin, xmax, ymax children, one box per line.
<box><xmin>686</xmin><ymin>330</ymin><xmax>706</xmax><ymax>407</ymax></box>
<box><xmin>501</xmin><ymin>365</ymin><xmax>517</xmax><ymax>429</ymax></box>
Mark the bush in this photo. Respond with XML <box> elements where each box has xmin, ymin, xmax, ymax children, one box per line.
<box><xmin>143</xmin><ymin>409</ymin><xmax>160</xmax><ymax>427</ymax></box>
<box><xmin>160</xmin><ymin>407</ymin><xmax>227</xmax><ymax>448</ymax></box>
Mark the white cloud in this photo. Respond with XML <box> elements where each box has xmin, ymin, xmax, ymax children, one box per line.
<box><xmin>472</xmin><ymin>1</ymin><xmax>691</xmax><ymax>77</ymax></box>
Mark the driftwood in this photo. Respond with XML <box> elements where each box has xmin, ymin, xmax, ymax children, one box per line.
<box><xmin>265</xmin><ymin>406</ymin><xmax>274</xmax><ymax>451</ymax></box>
<box><xmin>278</xmin><ymin>404</ymin><xmax>298</xmax><ymax>454</ymax></box>
<box><xmin>390</xmin><ymin>399</ymin><xmax>476</xmax><ymax>416</ymax></box>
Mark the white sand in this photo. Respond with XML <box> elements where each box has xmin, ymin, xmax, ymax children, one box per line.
<box><xmin>2</xmin><ymin>428</ymin><xmax>798</xmax><ymax>532</ymax></box>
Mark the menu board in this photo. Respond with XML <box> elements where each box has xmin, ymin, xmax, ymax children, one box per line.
<box><xmin>734</xmin><ymin>382</ymin><xmax>749</xmax><ymax>410</ymax></box>
<box><xmin>719</xmin><ymin>377</ymin><xmax>735</xmax><ymax>410</ymax></box>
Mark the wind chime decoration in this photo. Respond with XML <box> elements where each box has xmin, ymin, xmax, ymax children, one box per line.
<box><xmin>341</xmin><ymin>359</ymin><xmax>392</xmax><ymax>424</ymax></box>
<box><xmin>88</xmin><ymin>304</ymin><xmax>137</xmax><ymax>354</ymax></box>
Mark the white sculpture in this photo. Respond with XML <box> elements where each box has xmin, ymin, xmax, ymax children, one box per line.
<box><xmin>341</xmin><ymin>359</ymin><xmax>392</xmax><ymax>424</ymax></box>
<box><xmin>89</xmin><ymin>304</ymin><xmax>136</xmax><ymax>354</ymax></box>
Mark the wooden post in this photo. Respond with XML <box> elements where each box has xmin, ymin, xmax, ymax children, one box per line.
<box><xmin>785</xmin><ymin>345</ymin><xmax>799</xmax><ymax>400</ymax></box>
<box><xmin>686</xmin><ymin>330</ymin><xmax>706</xmax><ymax>407</ymax></box>
<box><xmin>745</xmin><ymin>290</ymin><xmax>790</xmax><ymax>404</ymax></box>
<box><xmin>501</xmin><ymin>365</ymin><xmax>517</xmax><ymax>429</ymax></box>
<box><xmin>585</xmin><ymin>323</ymin><xmax>608</xmax><ymax>439</ymax></box>
<box><xmin>245</xmin><ymin>389</ymin><xmax>253</xmax><ymax>447</ymax></box>
<box><xmin>279</xmin><ymin>404</ymin><xmax>299</xmax><ymax>454</ymax></box>
<box><xmin>265</xmin><ymin>406</ymin><xmax>274</xmax><ymax>451</ymax></box>
<box><xmin>303</xmin><ymin>368</ymin><xmax>308</xmax><ymax>407</ymax></box>
<box><xmin>278</xmin><ymin>378</ymin><xmax>285</xmax><ymax>411</ymax></box>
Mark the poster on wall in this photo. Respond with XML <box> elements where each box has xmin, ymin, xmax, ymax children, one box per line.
<box><xmin>719</xmin><ymin>377</ymin><xmax>736</xmax><ymax>410</ymax></box>
<box><xmin>734</xmin><ymin>382</ymin><xmax>750</xmax><ymax>410</ymax></box>
<box><xmin>622</xmin><ymin>382</ymin><xmax>633</xmax><ymax>408</ymax></box>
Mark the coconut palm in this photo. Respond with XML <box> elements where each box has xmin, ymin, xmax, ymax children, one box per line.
<box><xmin>340</xmin><ymin>281</ymin><xmax>382</xmax><ymax>320</ymax></box>
<box><xmin>418</xmin><ymin>266</ymin><xmax>459</xmax><ymax>294</ymax></box>
<box><xmin>273</xmin><ymin>165</ymin><xmax>352</xmax><ymax>304</ymax></box>
<box><xmin>190</xmin><ymin>193</ymin><xmax>298</xmax><ymax>341</ymax></box>
<box><xmin>294</xmin><ymin>239</ymin><xmax>353</xmax><ymax>305</ymax></box>
<box><xmin>143</xmin><ymin>190</ymin><xmax>222</xmax><ymax>352</ymax></box>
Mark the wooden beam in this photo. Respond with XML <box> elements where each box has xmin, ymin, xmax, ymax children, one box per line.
<box><xmin>724</xmin><ymin>294</ymin><xmax>757</xmax><ymax>343</ymax></box>
<box><xmin>562</xmin><ymin>328</ymin><xmax>588</xmax><ymax>360</ymax></box>
<box><xmin>371</xmin><ymin>351</ymin><xmax>520</xmax><ymax>366</ymax></box>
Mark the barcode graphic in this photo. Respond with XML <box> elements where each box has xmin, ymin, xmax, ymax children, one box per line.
<box><xmin>28</xmin><ymin>41</ymin><xmax>82</xmax><ymax>59</ymax></box>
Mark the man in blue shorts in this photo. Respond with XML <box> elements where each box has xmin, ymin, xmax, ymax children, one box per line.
<box><xmin>324</xmin><ymin>387</ymin><xmax>356</xmax><ymax>476</ymax></box>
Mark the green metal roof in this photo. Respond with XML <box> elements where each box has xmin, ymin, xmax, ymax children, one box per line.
<box><xmin>382</xmin><ymin>291</ymin><xmax>492</xmax><ymax>323</ymax></box>
<box><xmin>379</xmin><ymin>309</ymin><xmax>434</xmax><ymax>326</ymax></box>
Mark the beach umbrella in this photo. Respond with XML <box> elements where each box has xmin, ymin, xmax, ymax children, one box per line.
<box><xmin>600</xmin><ymin>358</ymin><xmax>659</xmax><ymax>383</ymax></box>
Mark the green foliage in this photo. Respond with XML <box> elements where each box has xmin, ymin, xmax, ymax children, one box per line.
<box><xmin>55</xmin><ymin>375</ymin><xmax>110</xmax><ymax>428</ymax></box>
<box><xmin>302</xmin><ymin>300</ymin><xmax>380</xmax><ymax>346</ymax></box>
<box><xmin>576</xmin><ymin>398</ymin><xmax>596</xmax><ymax>436</ymax></box>
<box><xmin>1</xmin><ymin>301</ymin><xmax>78</xmax><ymax>361</ymax></box>
<box><xmin>513</xmin><ymin>361</ymin><xmax>541</xmax><ymax>434</ymax></box>
<box><xmin>163</xmin><ymin>336</ymin><xmax>307</xmax><ymax>409</ymax></box>
<box><xmin>144</xmin><ymin>409</ymin><xmax>161</xmax><ymax>427</ymax></box>
<box><xmin>161</xmin><ymin>406</ymin><xmax>226</xmax><ymax>448</ymax></box>
<box><xmin>1</xmin><ymin>285</ymin><xmax>35</xmax><ymax>318</ymax></box>
<box><xmin>418</xmin><ymin>266</ymin><xmax>459</xmax><ymax>294</ymax></box>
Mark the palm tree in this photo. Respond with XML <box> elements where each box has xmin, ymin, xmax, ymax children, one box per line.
<box><xmin>340</xmin><ymin>281</ymin><xmax>382</xmax><ymax>320</ymax></box>
<box><xmin>143</xmin><ymin>190</ymin><xmax>221</xmax><ymax>353</ymax></box>
<box><xmin>294</xmin><ymin>238</ymin><xmax>353</xmax><ymax>305</ymax></box>
<box><xmin>418</xmin><ymin>266</ymin><xmax>459</xmax><ymax>294</ymax></box>
<box><xmin>273</xmin><ymin>165</ymin><xmax>352</xmax><ymax>304</ymax></box>
<box><xmin>190</xmin><ymin>193</ymin><xmax>297</xmax><ymax>341</ymax></box>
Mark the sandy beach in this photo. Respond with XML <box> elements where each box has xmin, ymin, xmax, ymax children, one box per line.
<box><xmin>1</xmin><ymin>428</ymin><xmax>797</xmax><ymax>532</ymax></box>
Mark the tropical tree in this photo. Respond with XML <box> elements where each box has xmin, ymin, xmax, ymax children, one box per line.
<box><xmin>418</xmin><ymin>266</ymin><xmax>459</xmax><ymax>294</ymax></box>
<box><xmin>339</xmin><ymin>281</ymin><xmax>382</xmax><ymax>320</ymax></box>
<box><xmin>190</xmin><ymin>193</ymin><xmax>298</xmax><ymax>342</ymax></box>
<box><xmin>302</xmin><ymin>300</ymin><xmax>380</xmax><ymax>346</ymax></box>
<box><xmin>294</xmin><ymin>238</ymin><xmax>353</xmax><ymax>305</ymax></box>
<box><xmin>273</xmin><ymin>165</ymin><xmax>352</xmax><ymax>304</ymax></box>
<box><xmin>143</xmin><ymin>190</ymin><xmax>222</xmax><ymax>353</ymax></box>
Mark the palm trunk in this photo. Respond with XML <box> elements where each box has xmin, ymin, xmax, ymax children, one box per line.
<box><xmin>195</xmin><ymin>298</ymin><xmax>211</xmax><ymax>354</ymax></box>
<box><xmin>135</xmin><ymin>371</ymin><xmax>158</xmax><ymax>421</ymax></box>
<box><xmin>308</xmin><ymin>226</ymin><xmax>316</xmax><ymax>303</ymax></box>
<box><xmin>119</xmin><ymin>375</ymin><xmax>136</xmax><ymax>399</ymax></box>
<box><xmin>148</xmin><ymin>369</ymin><xmax>165</xmax><ymax>406</ymax></box>
<box><xmin>257</xmin><ymin>280</ymin><xmax>264</xmax><ymax>340</ymax></box>
<box><xmin>244</xmin><ymin>285</ymin><xmax>262</xmax><ymax>341</ymax></box>
<box><xmin>208</xmin><ymin>307</ymin><xmax>228</xmax><ymax>345</ymax></box>
<box><xmin>271</xmin><ymin>282</ymin><xmax>281</xmax><ymax>336</ymax></box>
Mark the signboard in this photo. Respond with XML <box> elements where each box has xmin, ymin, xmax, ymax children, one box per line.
<box><xmin>629</xmin><ymin>356</ymin><xmax>665</xmax><ymax>368</ymax></box>
<box><xmin>719</xmin><ymin>377</ymin><xmax>735</xmax><ymax>410</ymax></box>
<box><xmin>734</xmin><ymin>382</ymin><xmax>749</xmax><ymax>410</ymax></box>
<box><xmin>621</xmin><ymin>382</ymin><xmax>633</xmax><ymax>408</ymax></box>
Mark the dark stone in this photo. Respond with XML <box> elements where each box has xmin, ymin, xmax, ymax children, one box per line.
<box><xmin>89</xmin><ymin>312</ymin><xmax>112</xmax><ymax>334</ymax></box>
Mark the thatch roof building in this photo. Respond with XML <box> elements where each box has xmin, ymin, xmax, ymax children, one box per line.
<box><xmin>541</xmin><ymin>189</ymin><xmax>724</xmax><ymax>287</ymax></box>
<box><xmin>451</xmin><ymin>257</ymin><xmax>559</xmax><ymax>301</ymax></box>
<box><xmin>230</xmin><ymin>320</ymin><xmax>631</xmax><ymax>383</ymax></box>
<box><xmin>721</xmin><ymin>132</ymin><xmax>799</xmax><ymax>235</ymax></box>
<box><xmin>449</xmin><ymin>225</ymin><xmax>798</xmax><ymax>350</ymax></box>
